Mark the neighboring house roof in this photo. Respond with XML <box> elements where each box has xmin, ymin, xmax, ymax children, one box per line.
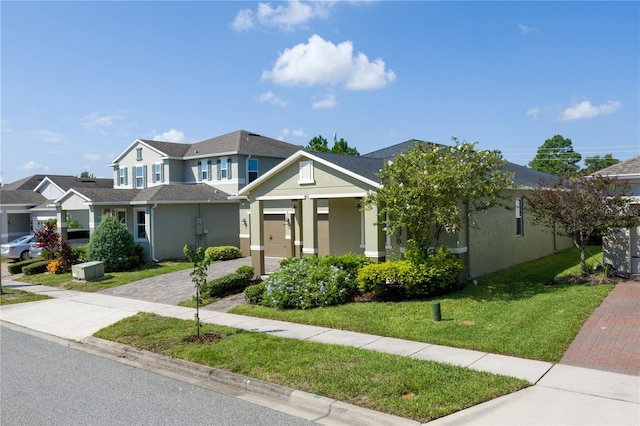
<box><xmin>1</xmin><ymin>174</ymin><xmax>112</xmax><ymax>191</ymax></box>
<box><xmin>183</xmin><ymin>130</ymin><xmax>303</xmax><ymax>158</ymax></box>
<box><xmin>0</xmin><ymin>190</ymin><xmax>47</xmax><ymax>205</ymax></box>
<box><xmin>57</xmin><ymin>184</ymin><xmax>232</xmax><ymax>205</ymax></box>
<box><xmin>593</xmin><ymin>155</ymin><xmax>640</xmax><ymax>178</ymax></box>
<box><xmin>111</xmin><ymin>130</ymin><xmax>303</xmax><ymax>166</ymax></box>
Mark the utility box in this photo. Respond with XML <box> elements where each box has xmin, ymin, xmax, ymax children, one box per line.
<box><xmin>72</xmin><ymin>261</ymin><xmax>105</xmax><ymax>281</ymax></box>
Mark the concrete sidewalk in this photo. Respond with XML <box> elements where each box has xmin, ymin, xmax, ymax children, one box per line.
<box><xmin>2</xmin><ymin>278</ymin><xmax>638</xmax><ymax>425</ymax></box>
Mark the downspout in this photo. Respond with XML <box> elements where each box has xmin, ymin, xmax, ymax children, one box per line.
<box><xmin>151</xmin><ymin>203</ymin><xmax>159</xmax><ymax>262</ymax></box>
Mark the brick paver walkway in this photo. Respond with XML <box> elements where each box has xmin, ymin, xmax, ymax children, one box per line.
<box><xmin>560</xmin><ymin>280</ymin><xmax>640</xmax><ymax>376</ymax></box>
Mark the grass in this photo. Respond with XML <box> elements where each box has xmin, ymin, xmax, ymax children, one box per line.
<box><xmin>230</xmin><ymin>246</ymin><xmax>613</xmax><ymax>362</ymax></box>
<box><xmin>0</xmin><ymin>287</ymin><xmax>51</xmax><ymax>305</ymax></box>
<box><xmin>17</xmin><ymin>261</ymin><xmax>192</xmax><ymax>292</ymax></box>
<box><xmin>95</xmin><ymin>312</ymin><xmax>528</xmax><ymax>423</ymax></box>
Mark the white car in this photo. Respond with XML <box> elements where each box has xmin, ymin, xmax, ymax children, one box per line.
<box><xmin>1</xmin><ymin>235</ymin><xmax>37</xmax><ymax>261</ymax></box>
<box><xmin>28</xmin><ymin>229</ymin><xmax>91</xmax><ymax>258</ymax></box>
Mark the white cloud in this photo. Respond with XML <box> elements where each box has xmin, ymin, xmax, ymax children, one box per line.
<box><xmin>262</xmin><ymin>34</ymin><xmax>396</xmax><ymax>90</ymax></box>
<box><xmin>81</xmin><ymin>112</ymin><xmax>123</xmax><ymax>130</ymax></box>
<box><xmin>22</xmin><ymin>161</ymin><xmax>49</xmax><ymax>172</ymax></box>
<box><xmin>259</xmin><ymin>91</ymin><xmax>287</xmax><ymax>107</ymax></box>
<box><xmin>526</xmin><ymin>107</ymin><xmax>540</xmax><ymax>120</ymax></box>
<box><xmin>312</xmin><ymin>93</ymin><xmax>337</xmax><ymax>109</ymax></box>
<box><xmin>559</xmin><ymin>100</ymin><xmax>621</xmax><ymax>121</ymax></box>
<box><xmin>153</xmin><ymin>129</ymin><xmax>186</xmax><ymax>142</ymax></box>
<box><xmin>35</xmin><ymin>130</ymin><xmax>64</xmax><ymax>142</ymax></box>
<box><xmin>292</xmin><ymin>129</ymin><xmax>305</xmax><ymax>137</ymax></box>
<box><xmin>232</xmin><ymin>0</ymin><xmax>331</xmax><ymax>32</ymax></box>
<box><xmin>84</xmin><ymin>153</ymin><xmax>102</xmax><ymax>161</ymax></box>
<box><xmin>519</xmin><ymin>24</ymin><xmax>539</xmax><ymax>34</ymax></box>
<box><xmin>280</xmin><ymin>128</ymin><xmax>306</xmax><ymax>140</ymax></box>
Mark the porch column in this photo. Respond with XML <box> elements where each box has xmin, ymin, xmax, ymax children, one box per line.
<box><xmin>292</xmin><ymin>199</ymin><xmax>302</xmax><ymax>257</ymax></box>
<box><xmin>363</xmin><ymin>205</ymin><xmax>386</xmax><ymax>263</ymax></box>
<box><xmin>301</xmin><ymin>197</ymin><xmax>318</xmax><ymax>257</ymax></box>
<box><xmin>57</xmin><ymin>209</ymin><xmax>68</xmax><ymax>242</ymax></box>
<box><xmin>239</xmin><ymin>201</ymin><xmax>250</xmax><ymax>257</ymax></box>
<box><xmin>249</xmin><ymin>199</ymin><xmax>265</xmax><ymax>278</ymax></box>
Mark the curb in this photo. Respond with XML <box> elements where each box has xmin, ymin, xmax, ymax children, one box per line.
<box><xmin>81</xmin><ymin>336</ymin><xmax>421</xmax><ymax>426</ymax></box>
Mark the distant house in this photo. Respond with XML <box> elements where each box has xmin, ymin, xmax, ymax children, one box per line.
<box><xmin>237</xmin><ymin>140</ymin><xmax>573</xmax><ymax>279</ymax></box>
<box><xmin>52</xmin><ymin>130</ymin><xmax>301</xmax><ymax>261</ymax></box>
<box><xmin>594</xmin><ymin>155</ymin><xmax>640</xmax><ymax>275</ymax></box>
<box><xmin>0</xmin><ymin>175</ymin><xmax>112</xmax><ymax>243</ymax></box>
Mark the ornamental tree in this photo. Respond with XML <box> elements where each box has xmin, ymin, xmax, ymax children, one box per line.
<box><xmin>365</xmin><ymin>139</ymin><xmax>514</xmax><ymax>254</ymax></box>
<box><xmin>34</xmin><ymin>222</ymin><xmax>60</xmax><ymax>261</ymax></box>
<box><xmin>87</xmin><ymin>214</ymin><xmax>138</xmax><ymax>272</ymax></box>
<box><xmin>526</xmin><ymin>175</ymin><xmax>638</xmax><ymax>277</ymax></box>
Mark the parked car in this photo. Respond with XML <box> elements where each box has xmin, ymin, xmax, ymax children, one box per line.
<box><xmin>1</xmin><ymin>235</ymin><xmax>37</xmax><ymax>261</ymax></box>
<box><xmin>28</xmin><ymin>229</ymin><xmax>91</xmax><ymax>259</ymax></box>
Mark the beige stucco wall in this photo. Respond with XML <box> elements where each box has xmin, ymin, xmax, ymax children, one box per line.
<box><xmin>38</xmin><ymin>181</ymin><xmax>64</xmax><ymax>200</ymax></box>
<box><xmin>328</xmin><ymin>198</ymin><xmax>363</xmax><ymax>255</ymax></box>
<box><xmin>466</xmin><ymin>190</ymin><xmax>573</xmax><ymax>277</ymax></box>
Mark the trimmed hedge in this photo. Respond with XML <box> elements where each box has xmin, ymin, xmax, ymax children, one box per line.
<box><xmin>203</xmin><ymin>266</ymin><xmax>255</xmax><ymax>298</ymax></box>
<box><xmin>204</xmin><ymin>246</ymin><xmax>242</xmax><ymax>262</ymax></box>
<box><xmin>8</xmin><ymin>258</ymin><xmax>43</xmax><ymax>275</ymax></box>
<box><xmin>22</xmin><ymin>261</ymin><xmax>49</xmax><ymax>276</ymax></box>
<box><xmin>244</xmin><ymin>282</ymin><xmax>267</xmax><ymax>305</ymax></box>
<box><xmin>357</xmin><ymin>246</ymin><xmax>465</xmax><ymax>299</ymax></box>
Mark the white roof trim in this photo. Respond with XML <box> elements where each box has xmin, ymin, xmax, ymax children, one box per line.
<box><xmin>257</xmin><ymin>195</ymin><xmax>306</xmax><ymax>201</ymax></box>
<box><xmin>32</xmin><ymin>177</ymin><xmax>64</xmax><ymax>195</ymax></box>
<box><xmin>53</xmin><ymin>188</ymin><xmax>92</xmax><ymax>204</ymax></box>
<box><xmin>238</xmin><ymin>150</ymin><xmax>382</xmax><ymax>195</ymax></box>
<box><xmin>309</xmin><ymin>192</ymin><xmax>368</xmax><ymax>199</ymax></box>
<box><xmin>108</xmin><ymin>139</ymin><xmax>172</xmax><ymax>166</ymax></box>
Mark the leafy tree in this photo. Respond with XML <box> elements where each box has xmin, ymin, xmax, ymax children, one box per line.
<box><xmin>365</xmin><ymin>139</ymin><xmax>514</xmax><ymax>254</ymax></box>
<box><xmin>34</xmin><ymin>222</ymin><xmax>60</xmax><ymax>261</ymax></box>
<box><xmin>529</xmin><ymin>135</ymin><xmax>582</xmax><ymax>177</ymax></box>
<box><xmin>306</xmin><ymin>135</ymin><xmax>330</xmax><ymax>152</ymax></box>
<box><xmin>527</xmin><ymin>175</ymin><xmax>638</xmax><ymax>277</ymax></box>
<box><xmin>87</xmin><ymin>214</ymin><xmax>138</xmax><ymax>272</ymax></box>
<box><xmin>306</xmin><ymin>134</ymin><xmax>359</xmax><ymax>155</ymax></box>
<box><xmin>331</xmin><ymin>137</ymin><xmax>359</xmax><ymax>155</ymax></box>
<box><xmin>582</xmin><ymin>154</ymin><xmax>620</xmax><ymax>175</ymax></box>
<box><xmin>79</xmin><ymin>171</ymin><xmax>95</xmax><ymax>178</ymax></box>
<box><xmin>183</xmin><ymin>244</ymin><xmax>211</xmax><ymax>337</ymax></box>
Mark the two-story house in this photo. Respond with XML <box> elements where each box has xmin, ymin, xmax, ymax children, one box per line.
<box><xmin>53</xmin><ymin>130</ymin><xmax>301</xmax><ymax>261</ymax></box>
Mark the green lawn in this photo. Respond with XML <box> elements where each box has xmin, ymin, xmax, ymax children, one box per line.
<box><xmin>95</xmin><ymin>313</ymin><xmax>528</xmax><ymax>423</ymax></box>
<box><xmin>230</xmin><ymin>246</ymin><xmax>612</xmax><ymax>362</ymax></box>
<box><xmin>0</xmin><ymin>287</ymin><xmax>51</xmax><ymax>305</ymax></box>
<box><xmin>17</xmin><ymin>261</ymin><xmax>192</xmax><ymax>292</ymax></box>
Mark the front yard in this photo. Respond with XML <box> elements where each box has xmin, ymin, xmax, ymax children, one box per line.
<box><xmin>231</xmin><ymin>246</ymin><xmax>612</xmax><ymax>362</ymax></box>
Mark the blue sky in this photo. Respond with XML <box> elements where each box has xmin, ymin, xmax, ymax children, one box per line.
<box><xmin>2</xmin><ymin>1</ymin><xmax>638</xmax><ymax>184</ymax></box>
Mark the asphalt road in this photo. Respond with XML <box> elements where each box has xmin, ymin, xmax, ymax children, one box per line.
<box><xmin>0</xmin><ymin>326</ymin><xmax>314</xmax><ymax>426</ymax></box>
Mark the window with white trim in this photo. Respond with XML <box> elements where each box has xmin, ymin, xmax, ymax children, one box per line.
<box><xmin>153</xmin><ymin>163</ymin><xmax>163</xmax><ymax>183</ymax></box>
<box><xmin>248</xmin><ymin>158</ymin><xmax>258</xmax><ymax>183</ymax></box>
<box><xmin>115</xmin><ymin>209</ymin><xmax>126</xmax><ymax>225</ymax></box>
<box><xmin>136</xmin><ymin>147</ymin><xmax>143</xmax><ymax>161</ymax></box>
<box><xmin>135</xmin><ymin>165</ymin><xmax>146</xmax><ymax>188</ymax></box>
<box><xmin>298</xmin><ymin>160</ymin><xmax>314</xmax><ymax>184</ymax></box>
<box><xmin>515</xmin><ymin>198</ymin><xmax>524</xmax><ymax>236</ymax></box>
<box><xmin>198</xmin><ymin>160</ymin><xmax>212</xmax><ymax>181</ymax></box>
<box><xmin>118</xmin><ymin>167</ymin><xmax>127</xmax><ymax>186</ymax></box>
<box><xmin>217</xmin><ymin>158</ymin><xmax>232</xmax><ymax>180</ymax></box>
<box><xmin>135</xmin><ymin>209</ymin><xmax>146</xmax><ymax>240</ymax></box>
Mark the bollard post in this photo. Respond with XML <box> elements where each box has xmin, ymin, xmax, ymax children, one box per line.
<box><xmin>432</xmin><ymin>300</ymin><xmax>441</xmax><ymax>322</ymax></box>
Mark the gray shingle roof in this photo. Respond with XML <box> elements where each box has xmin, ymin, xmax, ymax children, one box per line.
<box><xmin>2</xmin><ymin>174</ymin><xmax>113</xmax><ymax>191</ymax></box>
<box><xmin>593</xmin><ymin>155</ymin><xmax>640</xmax><ymax>176</ymax></box>
<box><xmin>138</xmin><ymin>130</ymin><xmax>302</xmax><ymax>160</ymax></box>
<box><xmin>311</xmin><ymin>151</ymin><xmax>384</xmax><ymax>183</ymax></box>
<box><xmin>66</xmin><ymin>184</ymin><xmax>232</xmax><ymax>204</ymax></box>
<box><xmin>0</xmin><ymin>190</ymin><xmax>47</xmax><ymax>205</ymax></box>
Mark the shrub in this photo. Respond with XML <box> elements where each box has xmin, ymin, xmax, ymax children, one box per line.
<box><xmin>87</xmin><ymin>214</ymin><xmax>139</xmax><ymax>272</ymax></box>
<box><xmin>23</xmin><ymin>261</ymin><xmax>49</xmax><ymax>276</ymax></box>
<box><xmin>357</xmin><ymin>246</ymin><xmax>465</xmax><ymax>299</ymax></box>
<box><xmin>72</xmin><ymin>246</ymin><xmax>88</xmax><ymax>264</ymax></box>
<box><xmin>244</xmin><ymin>282</ymin><xmax>267</xmax><ymax>305</ymax></box>
<box><xmin>8</xmin><ymin>258</ymin><xmax>42</xmax><ymax>274</ymax></box>
<box><xmin>46</xmin><ymin>260</ymin><xmax>66</xmax><ymax>274</ymax></box>
<box><xmin>57</xmin><ymin>241</ymin><xmax>72</xmax><ymax>272</ymax></box>
<box><xmin>204</xmin><ymin>246</ymin><xmax>242</xmax><ymax>262</ymax></box>
<box><xmin>34</xmin><ymin>222</ymin><xmax>60</xmax><ymax>261</ymax></box>
<box><xmin>203</xmin><ymin>266</ymin><xmax>255</xmax><ymax>298</ymax></box>
<box><xmin>262</xmin><ymin>258</ymin><xmax>350</xmax><ymax>309</ymax></box>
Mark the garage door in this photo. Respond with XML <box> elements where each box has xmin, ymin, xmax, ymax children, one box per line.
<box><xmin>264</xmin><ymin>214</ymin><xmax>289</xmax><ymax>258</ymax></box>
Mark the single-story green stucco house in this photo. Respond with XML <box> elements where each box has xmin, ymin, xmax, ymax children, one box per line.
<box><xmin>237</xmin><ymin>140</ymin><xmax>573</xmax><ymax>279</ymax></box>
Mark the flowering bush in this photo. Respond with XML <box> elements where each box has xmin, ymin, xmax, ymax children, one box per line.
<box><xmin>262</xmin><ymin>257</ymin><xmax>351</xmax><ymax>309</ymax></box>
<box><xmin>46</xmin><ymin>260</ymin><xmax>66</xmax><ymax>274</ymax></box>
